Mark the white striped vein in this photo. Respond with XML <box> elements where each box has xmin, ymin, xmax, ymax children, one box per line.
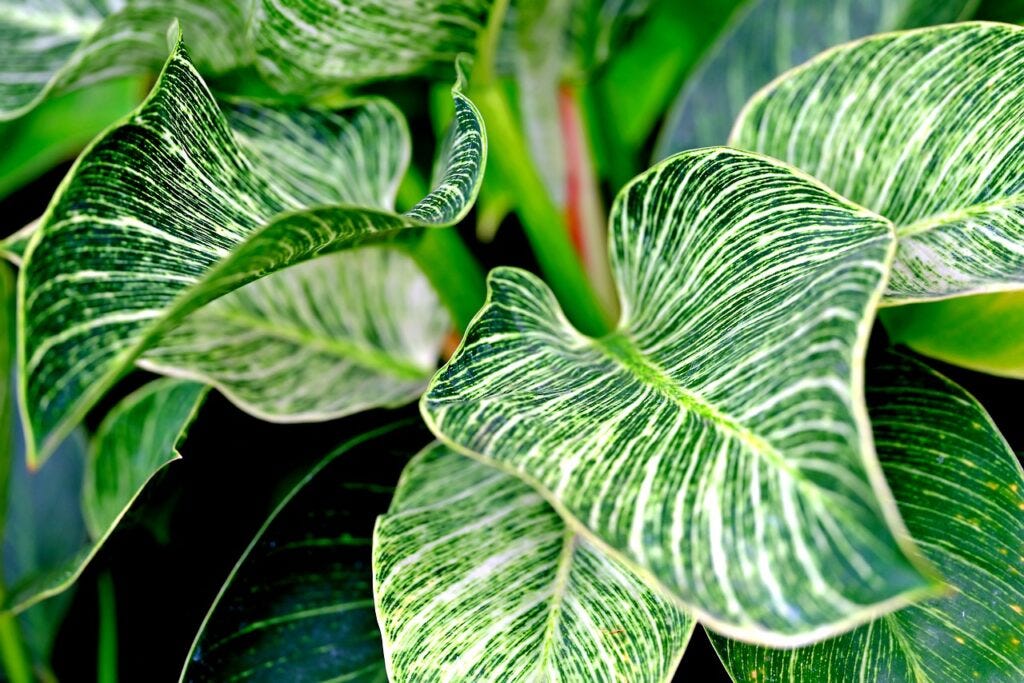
<box><xmin>251</xmin><ymin>0</ymin><xmax>493</xmax><ymax>92</ymax></box>
<box><xmin>423</xmin><ymin>147</ymin><xmax>937</xmax><ymax>644</ymax></box>
<box><xmin>138</xmin><ymin>97</ymin><xmax>448</xmax><ymax>422</ymax></box>
<box><xmin>373</xmin><ymin>443</ymin><xmax>693</xmax><ymax>682</ymax></box>
<box><xmin>18</xmin><ymin>38</ymin><xmax>484</xmax><ymax>464</ymax></box>
<box><xmin>4</xmin><ymin>378</ymin><xmax>206</xmax><ymax>615</ymax></box>
<box><xmin>713</xmin><ymin>349</ymin><xmax>1024</xmax><ymax>682</ymax></box>
<box><xmin>654</xmin><ymin>0</ymin><xmax>972</xmax><ymax>158</ymax></box>
<box><xmin>732</xmin><ymin>22</ymin><xmax>1024</xmax><ymax>303</ymax></box>
<box><xmin>0</xmin><ymin>0</ymin><xmax>248</xmax><ymax>120</ymax></box>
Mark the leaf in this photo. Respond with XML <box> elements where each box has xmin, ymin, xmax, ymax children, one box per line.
<box><xmin>137</xmin><ymin>98</ymin><xmax>449</xmax><ymax>421</ymax></box>
<box><xmin>141</xmin><ymin>248</ymin><xmax>449</xmax><ymax>422</ymax></box>
<box><xmin>181</xmin><ymin>420</ymin><xmax>415</xmax><ymax>682</ymax></box>
<box><xmin>4</xmin><ymin>378</ymin><xmax>206</xmax><ymax>616</ymax></box>
<box><xmin>880</xmin><ymin>292</ymin><xmax>1024</xmax><ymax>378</ymax></box>
<box><xmin>18</xmin><ymin>38</ymin><xmax>485</xmax><ymax>465</ymax></box>
<box><xmin>712</xmin><ymin>349</ymin><xmax>1024</xmax><ymax>681</ymax></box>
<box><xmin>731</xmin><ymin>22</ymin><xmax>1024</xmax><ymax>303</ymax></box>
<box><xmin>654</xmin><ymin>0</ymin><xmax>974</xmax><ymax>158</ymax></box>
<box><xmin>422</xmin><ymin>147</ymin><xmax>936</xmax><ymax>644</ymax></box>
<box><xmin>0</xmin><ymin>77</ymin><xmax>143</xmax><ymax>200</ymax></box>
<box><xmin>373</xmin><ymin>443</ymin><xmax>693</xmax><ymax>682</ymax></box>
<box><xmin>250</xmin><ymin>0</ymin><xmax>493</xmax><ymax>92</ymax></box>
<box><xmin>0</xmin><ymin>0</ymin><xmax>248</xmax><ymax>121</ymax></box>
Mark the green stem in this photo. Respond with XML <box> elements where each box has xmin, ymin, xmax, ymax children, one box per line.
<box><xmin>0</xmin><ymin>598</ymin><xmax>32</xmax><ymax>683</ymax></box>
<box><xmin>471</xmin><ymin>85</ymin><xmax>611</xmax><ymax>336</ymax></box>
<box><xmin>97</xmin><ymin>573</ymin><xmax>117</xmax><ymax>683</ymax></box>
<box><xmin>408</xmin><ymin>229</ymin><xmax>486</xmax><ymax>333</ymax></box>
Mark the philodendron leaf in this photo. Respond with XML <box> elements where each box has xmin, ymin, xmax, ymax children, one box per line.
<box><xmin>423</xmin><ymin>147</ymin><xmax>936</xmax><ymax>644</ymax></box>
<box><xmin>654</xmin><ymin>0</ymin><xmax>973</xmax><ymax>158</ymax></box>
<box><xmin>373</xmin><ymin>443</ymin><xmax>693</xmax><ymax>682</ymax></box>
<box><xmin>137</xmin><ymin>98</ymin><xmax>449</xmax><ymax>422</ymax></box>
<box><xmin>712</xmin><ymin>349</ymin><xmax>1024</xmax><ymax>681</ymax></box>
<box><xmin>19</xmin><ymin>38</ymin><xmax>485</xmax><ymax>465</ymax></box>
<box><xmin>0</xmin><ymin>1</ymin><xmax>248</xmax><ymax>121</ymax></box>
<box><xmin>731</xmin><ymin>22</ymin><xmax>1024</xmax><ymax>304</ymax></box>
<box><xmin>251</xmin><ymin>0</ymin><xmax>493</xmax><ymax>92</ymax></box>
<box><xmin>182</xmin><ymin>421</ymin><xmax>416</xmax><ymax>682</ymax></box>
<box><xmin>5</xmin><ymin>378</ymin><xmax>206</xmax><ymax>615</ymax></box>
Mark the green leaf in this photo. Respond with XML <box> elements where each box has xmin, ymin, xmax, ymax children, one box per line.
<box><xmin>136</xmin><ymin>97</ymin><xmax>450</xmax><ymax>421</ymax></box>
<box><xmin>654</xmin><ymin>0</ymin><xmax>974</xmax><ymax>158</ymax></box>
<box><xmin>141</xmin><ymin>248</ymin><xmax>448</xmax><ymax>422</ymax></box>
<box><xmin>373</xmin><ymin>443</ymin><xmax>693</xmax><ymax>681</ymax></box>
<box><xmin>181</xmin><ymin>421</ymin><xmax>414</xmax><ymax>682</ymax></box>
<box><xmin>712</xmin><ymin>349</ymin><xmax>1024</xmax><ymax>681</ymax></box>
<box><xmin>422</xmin><ymin>147</ymin><xmax>936</xmax><ymax>644</ymax></box>
<box><xmin>731</xmin><ymin>22</ymin><xmax>1024</xmax><ymax>303</ymax></box>
<box><xmin>250</xmin><ymin>0</ymin><xmax>493</xmax><ymax>92</ymax></box>
<box><xmin>18</xmin><ymin>38</ymin><xmax>485</xmax><ymax>465</ymax></box>
<box><xmin>4</xmin><ymin>378</ymin><xmax>206</xmax><ymax>616</ymax></box>
<box><xmin>880</xmin><ymin>291</ymin><xmax>1024</xmax><ymax>378</ymax></box>
<box><xmin>0</xmin><ymin>1</ymin><xmax>248</xmax><ymax>121</ymax></box>
<box><xmin>0</xmin><ymin>77</ymin><xmax>142</xmax><ymax>200</ymax></box>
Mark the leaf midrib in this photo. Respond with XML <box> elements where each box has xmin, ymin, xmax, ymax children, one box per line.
<box><xmin>176</xmin><ymin>307</ymin><xmax>431</xmax><ymax>380</ymax></box>
<box><xmin>595</xmin><ymin>331</ymin><xmax>800</xmax><ymax>480</ymax></box>
<box><xmin>536</xmin><ymin>529</ymin><xmax>576</xmax><ymax>676</ymax></box>
<box><xmin>893</xmin><ymin>193</ymin><xmax>1024</xmax><ymax>239</ymax></box>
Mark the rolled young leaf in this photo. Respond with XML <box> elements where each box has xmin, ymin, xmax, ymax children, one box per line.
<box><xmin>422</xmin><ymin>147</ymin><xmax>936</xmax><ymax>644</ymax></box>
<box><xmin>138</xmin><ymin>99</ymin><xmax>450</xmax><ymax>422</ymax></box>
<box><xmin>0</xmin><ymin>1</ymin><xmax>248</xmax><ymax>121</ymax></box>
<box><xmin>251</xmin><ymin>0</ymin><xmax>494</xmax><ymax>92</ymax></box>
<box><xmin>731</xmin><ymin>22</ymin><xmax>1024</xmax><ymax>304</ymax></box>
<box><xmin>712</xmin><ymin>349</ymin><xmax>1024</xmax><ymax>681</ymax></box>
<box><xmin>18</xmin><ymin>37</ymin><xmax>485</xmax><ymax>465</ymax></box>
<box><xmin>181</xmin><ymin>420</ymin><xmax>417</xmax><ymax>682</ymax></box>
<box><xmin>654</xmin><ymin>0</ymin><xmax>974</xmax><ymax>158</ymax></box>
<box><xmin>373</xmin><ymin>443</ymin><xmax>693</xmax><ymax>682</ymax></box>
<box><xmin>3</xmin><ymin>378</ymin><xmax>206</xmax><ymax>616</ymax></box>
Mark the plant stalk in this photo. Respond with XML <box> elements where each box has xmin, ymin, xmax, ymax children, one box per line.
<box><xmin>97</xmin><ymin>573</ymin><xmax>118</xmax><ymax>683</ymax></box>
<box><xmin>471</xmin><ymin>85</ymin><xmax>612</xmax><ymax>336</ymax></box>
<box><xmin>0</xmin><ymin>599</ymin><xmax>32</xmax><ymax>683</ymax></box>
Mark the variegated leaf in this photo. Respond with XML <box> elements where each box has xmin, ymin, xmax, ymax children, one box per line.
<box><xmin>0</xmin><ymin>0</ymin><xmax>248</xmax><ymax>121</ymax></box>
<box><xmin>251</xmin><ymin>0</ymin><xmax>493</xmax><ymax>92</ymax></box>
<box><xmin>5</xmin><ymin>378</ymin><xmax>206</xmax><ymax>615</ymax></box>
<box><xmin>712</xmin><ymin>350</ymin><xmax>1024</xmax><ymax>681</ymax></box>
<box><xmin>18</xmin><ymin>38</ymin><xmax>485</xmax><ymax>465</ymax></box>
<box><xmin>182</xmin><ymin>421</ymin><xmax>415</xmax><ymax>682</ymax></box>
<box><xmin>731</xmin><ymin>22</ymin><xmax>1024</xmax><ymax>303</ymax></box>
<box><xmin>142</xmin><ymin>248</ymin><xmax>448</xmax><ymax>422</ymax></box>
<box><xmin>138</xmin><ymin>98</ymin><xmax>449</xmax><ymax>422</ymax></box>
<box><xmin>373</xmin><ymin>443</ymin><xmax>693</xmax><ymax>682</ymax></box>
<box><xmin>422</xmin><ymin>147</ymin><xmax>936</xmax><ymax>644</ymax></box>
<box><xmin>654</xmin><ymin>0</ymin><xmax>974</xmax><ymax>158</ymax></box>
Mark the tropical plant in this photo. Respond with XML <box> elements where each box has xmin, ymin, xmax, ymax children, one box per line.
<box><xmin>0</xmin><ymin>0</ymin><xmax>1022</xmax><ymax>681</ymax></box>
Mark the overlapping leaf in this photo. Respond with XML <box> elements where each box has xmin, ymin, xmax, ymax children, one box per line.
<box><xmin>713</xmin><ymin>350</ymin><xmax>1024</xmax><ymax>681</ymax></box>
<box><xmin>0</xmin><ymin>0</ymin><xmax>248</xmax><ymax>121</ymax></box>
<box><xmin>423</xmin><ymin>147</ymin><xmax>936</xmax><ymax>644</ymax></box>
<box><xmin>731</xmin><ymin>22</ymin><xmax>1024</xmax><ymax>303</ymax></box>
<box><xmin>182</xmin><ymin>421</ymin><xmax>415</xmax><ymax>682</ymax></box>
<box><xmin>4</xmin><ymin>378</ymin><xmax>205</xmax><ymax>616</ymax></box>
<box><xmin>18</xmin><ymin>37</ymin><xmax>485</xmax><ymax>464</ymax></box>
<box><xmin>138</xmin><ymin>98</ymin><xmax>449</xmax><ymax>422</ymax></box>
<box><xmin>655</xmin><ymin>0</ymin><xmax>973</xmax><ymax>158</ymax></box>
<box><xmin>374</xmin><ymin>443</ymin><xmax>692</xmax><ymax>682</ymax></box>
<box><xmin>251</xmin><ymin>0</ymin><xmax>493</xmax><ymax>92</ymax></box>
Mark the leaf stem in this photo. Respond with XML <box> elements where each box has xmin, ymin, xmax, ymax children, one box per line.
<box><xmin>470</xmin><ymin>85</ymin><xmax>612</xmax><ymax>336</ymax></box>
<box><xmin>97</xmin><ymin>573</ymin><xmax>118</xmax><ymax>683</ymax></box>
<box><xmin>0</xmin><ymin>599</ymin><xmax>32</xmax><ymax>683</ymax></box>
